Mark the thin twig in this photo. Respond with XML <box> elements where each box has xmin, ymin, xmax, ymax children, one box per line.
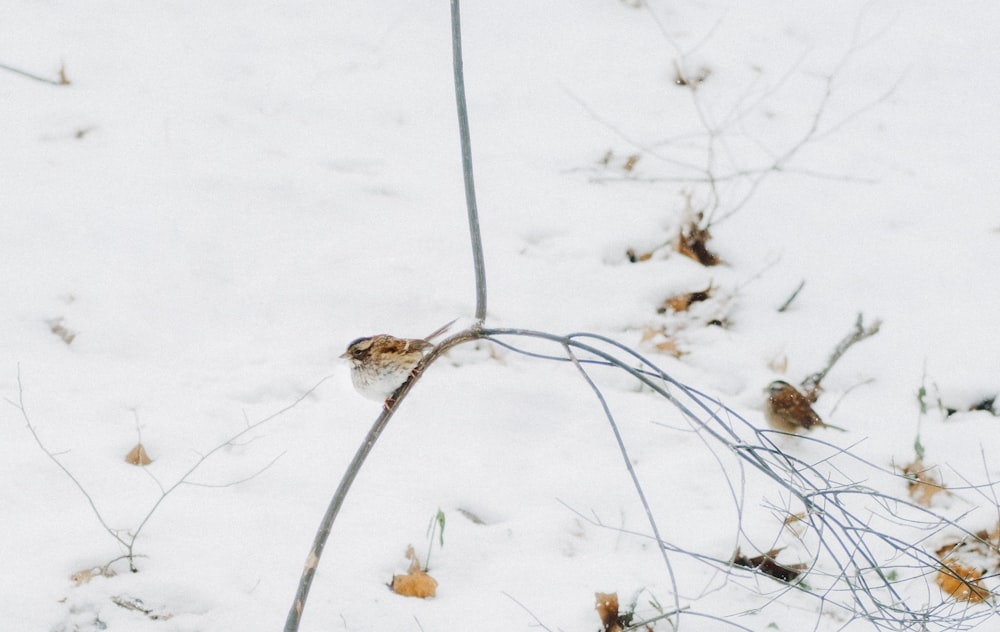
<box><xmin>801</xmin><ymin>313</ymin><xmax>881</xmax><ymax>397</ymax></box>
<box><xmin>9</xmin><ymin>367</ymin><xmax>128</xmax><ymax>550</ymax></box>
<box><xmin>502</xmin><ymin>592</ymin><xmax>556</xmax><ymax>632</ymax></box>
<box><xmin>0</xmin><ymin>61</ymin><xmax>70</xmax><ymax>86</ymax></box>
<box><xmin>777</xmin><ymin>279</ymin><xmax>805</xmax><ymax>312</ymax></box>
<box><xmin>563</xmin><ymin>342</ymin><xmax>682</xmax><ymax>618</ymax></box>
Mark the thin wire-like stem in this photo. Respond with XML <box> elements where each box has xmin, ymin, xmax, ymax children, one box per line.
<box><xmin>564</xmin><ymin>344</ymin><xmax>683</xmax><ymax>621</ymax></box>
<box><xmin>450</xmin><ymin>0</ymin><xmax>487</xmax><ymax>324</ymax></box>
<box><xmin>0</xmin><ymin>61</ymin><xmax>68</xmax><ymax>86</ymax></box>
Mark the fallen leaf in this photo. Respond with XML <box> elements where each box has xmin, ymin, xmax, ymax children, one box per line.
<box><xmin>390</xmin><ymin>545</ymin><xmax>437</xmax><ymax>599</ymax></box>
<box><xmin>677</xmin><ymin>221</ymin><xmax>720</xmax><ymax>266</ymax></box>
<box><xmin>658</xmin><ymin>283</ymin><xmax>713</xmax><ymax>313</ymax></box>
<box><xmin>732</xmin><ymin>548</ymin><xmax>806</xmax><ymax>583</ymax></box>
<box><xmin>935</xmin><ymin>561</ymin><xmax>991</xmax><ymax>603</ymax></box>
<box><xmin>626</xmin><ymin>248</ymin><xmax>654</xmax><ymax>263</ymax></box>
<box><xmin>125</xmin><ymin>443</ymin><xmax>153</xmax><ymax>466</ymax></box>
<box><xmin>594</xmin><ymin>592</ymin><xmax>624</xmax><ymax>632</ymax></box>
<box><xmin>902</xmin><ymin>460</ymin><xmax>947</xmax><ymax>507</ymax></box>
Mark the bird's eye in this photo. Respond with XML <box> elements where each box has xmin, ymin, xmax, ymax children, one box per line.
<box><xmin>347</xmin><ymin>337</ymin><xmax>372</xmax><ymax>358</ymax></box>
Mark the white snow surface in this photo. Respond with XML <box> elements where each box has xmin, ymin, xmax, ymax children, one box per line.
<box><xmin>2</xmin><ymin>2</ymin><xmax>999</xmax><ymax>631</ymax></box>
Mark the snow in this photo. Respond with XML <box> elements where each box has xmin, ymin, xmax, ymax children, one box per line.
<box><xmin>2</xmin><ymin>1</ymin><xmax>999</xmax><ymax>630</ymax></box>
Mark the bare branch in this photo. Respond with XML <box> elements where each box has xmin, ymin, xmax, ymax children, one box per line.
<box><xmin>801</xmin><ymin>313</ymin><xmax>881</xmax><ymax>397</ymax></box>
<box><xmin>10</xmin><ymin>367</ymin><xmax>129</xmax><ymax>550</ymax></box>
<box><xmin>15</xmin><ymin>368</ymin><xmax>332</xmax><ymax>572</ymax></box>
<box><xmin>777</xmin><ymin>279</ymin><xmax>806</xmax><ymax>313</ymax></box>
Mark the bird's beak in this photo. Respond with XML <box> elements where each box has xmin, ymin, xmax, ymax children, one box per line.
<box><xmin>339</xmin><ymin>350</ymin><xmax>350</xmax><ymax>359</ymax></box>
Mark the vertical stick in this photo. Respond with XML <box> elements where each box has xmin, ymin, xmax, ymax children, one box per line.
<box><xmin>451</xmin><ymin>0</ymin><xmax>488</xmax><ymax>324</ymax></box>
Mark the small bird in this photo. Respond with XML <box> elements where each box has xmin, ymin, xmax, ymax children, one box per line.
<box><xmin>764</xmin><ymin>380</ymin><xmax>829</xmax><ymax>433</ymax></box>
<box><xmin>341</xmin><ymin>320</ymin><xmax>455</xmax><ymax>405</ymax></box>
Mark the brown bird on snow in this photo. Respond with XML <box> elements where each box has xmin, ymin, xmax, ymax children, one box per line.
<box><xmin>764</xmin><ymin>380</ymin><xmax>841</xmax><ymax>433</ymax></box>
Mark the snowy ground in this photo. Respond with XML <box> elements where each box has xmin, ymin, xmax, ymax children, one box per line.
<box><xmin>2</xmin><ymin>1</ymin><xmax>999</xmax><ymax>631</ymax></box>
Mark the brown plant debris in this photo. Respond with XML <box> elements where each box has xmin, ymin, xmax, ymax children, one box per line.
<box><xmin>110</xmin><ymin>594</ymin><xmax>172</xmax><ymax>620</ymax></box>
<box><xmin>676</xmin><ymin>219</ymin><xmax>720</xmax><ymax>266</ymax></box>
<box><xmin>658</xmin><ymin>283</ymin><xmax>713</xmax><ymax>314</ymax></box>
<box><xmin>390</xmin><ymin>545</ymin><xmax>437</xmax><ymax>599</ymax></box>
<box><xmin>782</xmin><ymin>511</ymin><xmax>809</xmax><ymax>536</ymax></box>
<box><xmin>672</xmin><ymin>60</ymin><xmax>711</xmax><ymax>88</ymax></box>
<box><xmin>599</xmin><ymin>150</ymin><xmax>641</xmax><ymax>174</ymax></box>
<box><xmin>732</xmin><ymin>548</ymin><xmax>807</xmax><ymax>583</ymax></box>
<box><xmin>933</xmin><ymin>526</ymin><xmax>1000</xmax><ymax>602</ymax></box>
<box><xmin>935</xmin><ymin>562</ymin><xmax>991</xmax><ymax>603</ymax></box>
<box><xmin>640</xmin><ymin>326</ymin><xmax>685</xmax><ymax>358</ymax></box>
<box><xmin>945</xmin><ymin>395</ymin><xmax>998</xmax><ymax>417</ymax></box>
<box><xmin>595</xmin><ymin>592</ymin><xmax>631</xmax><ymax>632</ymax></box>
<box><xmin>70</xmin><ymin>564</ymin><xmax>117</xmax><ymax>586</ymax></box>
<box><xmin>901</xmin><ymin>459</ymin><xmax>947</xmax><ymax>507</ymax></box>
<box><xmin>125</xmin><ymin>443</ymin><xmax>153</xmax><ymax>466</ymax></box>
<box><xmin>626</xmin><ymin>247</ymin><xmax>654</xmax><ymax>263</ymax></box>
<box><xmin>47</xmin><ymin>317</ymin><xmax>76</xmax><ymax>345</ymax></box>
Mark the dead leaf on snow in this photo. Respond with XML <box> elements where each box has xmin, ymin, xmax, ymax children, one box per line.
<box><xmin>594</xmin><ymin>592</ymin><xmax>625</xmax><ymax>632</ymax></box>
<box><xmin>125</xmin><ymin>443</ymin><xmax>153</xmax><ymax>466</ymax></box>
<box><xmin>640</xmin><ymin>326</ymin><xmax>685</xmax><ymax>358</ymax></box>
<box><xmin>390</xmin><ymin>545</ymin><xmax>437</xmax><ymax>599</ymax></box>
<box><xmin>935</xmin><ymin>561</ymin><xmax>991</xmax><ymax>603</ymax></box>
<box><xmin>902</xmin><ymin>459</ymin><xmax>947</xmax><ymax>507</ymax></box>
<box><xmin>933</xmin><ymin>526</ymin><xmax>1000</xmax><ymax>602</ymax></box>
<box><xmin>677</xmin><ymin>220</ymin><xmax>720</xmax><ymax>266</ymax></box>
<box><xmin>658</xmin><ymin>283</ymin><xmax>713</xmax><ymax>314</ymax></box>
<box><xmin>732</xmin><ymin>547</ymin><xmax>807</xmax><ymax>583</ymax></box>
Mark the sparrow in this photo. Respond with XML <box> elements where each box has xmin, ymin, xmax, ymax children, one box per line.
<box><xmin>341</xmin><ymin>320</ymin><xmax>455</xmax><ymax>405</ymax></box>
<box><xmin>764</xmin><ymin>380</ymin><xmax>828</xmax><ymax>433</ymax></box>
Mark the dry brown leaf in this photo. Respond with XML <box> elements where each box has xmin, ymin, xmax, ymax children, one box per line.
<box><xmin>639</xmin><ymin>326</ymin><xmax>686</xmax><ymax>358</ymax></box>
<box><xmin>658</xmin><ymin>283</ymin><xmax>713</xmax><ymax>314</ymax></box>
<box><xmin>935</xmin><ymin>561</ymin><xmax>991</xmax><ymax>603</ymax></box>
<box><xmin>390</xmin><ymin>545</ymin><xmax>437</xmax><ymax>599</ymax></box>
<box><xmin>626</xmin><ymin>248</ymin><xmax>654</xmax><ymax>263</ymax></box>
<box><xmin>902</xmin><ymin>459</ymin><xmax>947</xmax><ymax>507</ymax></box>
<box><xmin>732</xmin><ymin>548</ymin><xmax>807</xmax><ymax>583</ymax></box>
<box><xmin>125</xmin><ymin>443</ymin><xmax>153</xmax><ymax>466</ymax></box>
<box><xmin>623</xmin><ymin>154</ymin><xmax>640</xmax><ymax>172</ymax></box>
<box><xmin>594</xmin><ymin>592</ymin><xmax>623</xmax><ymax>632</ymax></box>
<box><xmin>933</xmin><ymin>527</ymin><xmax>1000</xmax><ymax>603</ymax></box>
<box><xmin>677</xmin><ymin>221</ymin><xmax>720</xmax><ymax>266</ymax></box>
<box><xmin>782</xmin><ymin>512</ymin><xmax>808</xmax><ymax>535</ymax></box>
<box><xmin>654</xmin><ymin>338</ymin><xmax>684</xmax><ymax>357</ymax></box>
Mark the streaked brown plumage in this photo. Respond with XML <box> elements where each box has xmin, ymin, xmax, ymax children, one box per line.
<box><xmin>764</xmin><ymin>380</ymin><xmax>825</xmax><ymax>432</ymax></box>
<box><xmin>340</xmin><ymin>320</ymin><xmax>455</xmax><ymax>404</ymax></box>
